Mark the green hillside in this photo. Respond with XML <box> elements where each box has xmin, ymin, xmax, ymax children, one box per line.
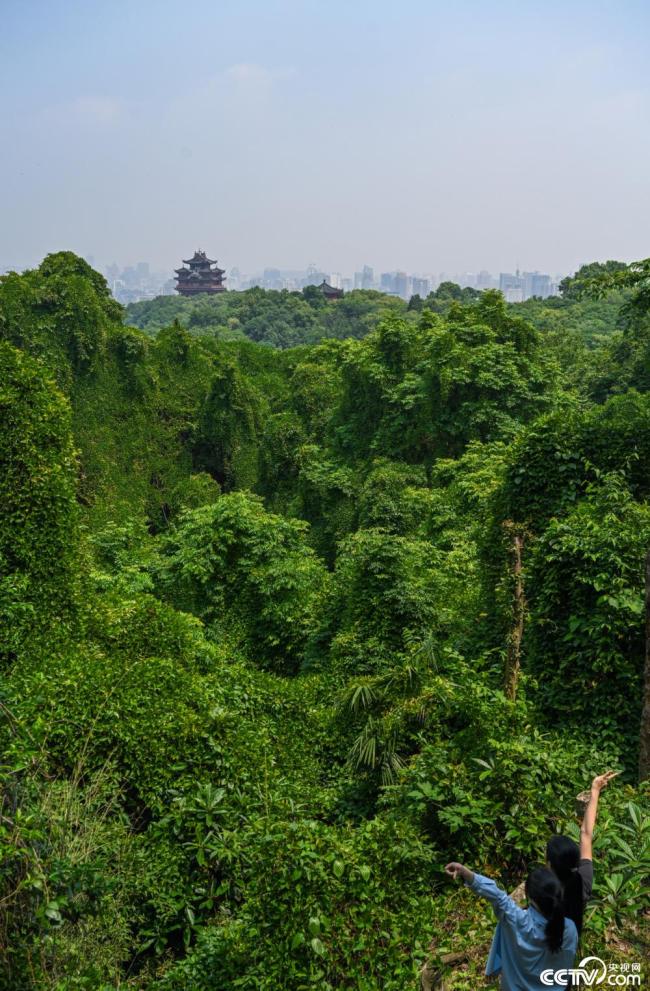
<box><xmin>1</xmin><ymin>252</ymin><xmax>648</xmax><ymax>990</ymax></box>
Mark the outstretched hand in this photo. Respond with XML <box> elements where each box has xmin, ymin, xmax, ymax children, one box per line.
<box><xmin>591</xmin><ymin>770</ymin><xmax>620</xmax><ymax>793</ymax></box>
<box><xmin>445</xmin><ymin>862</ymin><xmax>473</xmax><ymax>883</ymax></box>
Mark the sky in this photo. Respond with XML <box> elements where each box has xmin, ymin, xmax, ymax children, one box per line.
<box><xmin>1</xmin><ymin>0</ymin><xmax>649</xmax><ymax>277</ymax></box>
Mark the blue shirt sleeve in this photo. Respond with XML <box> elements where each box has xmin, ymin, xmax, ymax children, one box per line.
<box><xmin>467</xmin><ymin>873</ymin><xmax>530</xmax><ymax>928</ymax></box>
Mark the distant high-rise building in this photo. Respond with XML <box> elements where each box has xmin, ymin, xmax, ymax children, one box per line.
<box><xmin>499</xmin><ymin>270</ymin><xmax>554</xmax><ymax>301</ymax></box>
<box><xmin>500</xmin><ymin>272</ymin><xmax>522</xmax><ymax>291</ymax></box>
<box><xmin>355</xmin><ymin>265</ymin><xmax>374</xmax><ymax>290</ymax></box>
<box><xmin>523</xmin><ymin>271</ymin><xmax>552</xmax><ymax>299</ymax></box>
<box><xmin>394</xmin><ymin>271</ymin><xmax>408</xmax><ymax>298</ymax></box>
<box><xmin>412</xmin><ymin>277</ymin><xmax>430</xmax><ymax>297</ymax></box>
<box><xmin>476</xmin><ymin>270</ymin><xmax>494</xmax><ymax>290</ymax></box>
<box><xmin>262</xmin><ymin>267</ymin><xmax>283</xmax><ymax>289</ymax></box>
<box><xmin>302</xmin><ymin>268</ymin><xmax>328</xmax><ymax>288</ymax></box>
<box><xmin>380</xmin><ymin>272</ymin><xmax>396</xmax><ymax>293</ymax></box>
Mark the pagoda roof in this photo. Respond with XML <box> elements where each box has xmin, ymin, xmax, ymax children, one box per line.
<box><xmin>183</xmin><ymin>250</ymin><xmax>217</xmax><ymax>265</ymax></box>
<box><xmin>175</xmin><ymin>269</ymin><xmax>225</xmax><ymax>278</ymax></box>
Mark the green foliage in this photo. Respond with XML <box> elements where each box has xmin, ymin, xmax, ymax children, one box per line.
<box><xmin>127</xmin><ymin>287</ymin><xmax>408</xmax><ymax>349</ymax></box>
<box><xmin>319</xmin><ymin>289</ymin><xmax>408</xmax><ymax>340</ymax></box>
<box><xmin>555</xmin><ymin>789</ymin><xmax>650</xmax><ymax>936</ymax></box>
<box><xmin>157</xmin><ymin>815</ymin><xmax>436</xmax><ymax>991</ymax></box>
<box><xmin>332</xmin><ymin>295</ymin><xmax>555</xmax><ymax>466</ymax></box>
<box><xmin>0</xmin><ymin>252</ymin><xmax>122</xmax><ymax>385</ymax></box>
<box><xmin>559</xmin><ymin>260</ymin><xmax>628</xmax><ymax>300</ymax></box>
<box><xmin>515</xmin><ymin>290</ymin><xmax>626</xmax><ymax>347</ymax></box>
<box><xmin>525</xmin><ymin>472</ymin><xmax>650</xmax><ymax>748</ymax></box>
<box><xmin>0</xmin><ymin>761</ymin><xmax>137</xmax><ymax>990</ymax></box>
<box><xmin>2</xmin><ymin>253</ymin><xmax>649</xmax><ymax>989</ymax></box>
<box><xmin>307</xmin><ymin>524</ymin><xmax>472</xmax><ymax>680</ymax></box>
<box><xmin>424</xmin><ymin>281</ymin><xmax>482</xmax><ymax>313</ymax></box>
<box><xmin>193</xmin><ymin>362</ymin><xmax>263</xmax><ymax>491</ymax></box>
<box><xmin>388</xmin><ymin>690</ymin><xmax>615</xmax><ymax>868</ymax></box>
<box><xmin>157</xmin><ymin>493</ymin><xmax>327</xmax><ymax>671</ymax></box>
<box><xmin>0</xmin><ymin>343</ymin><xmax>79</xmax><ymax>658</ymax></box>
<box><xmin>294</xmin><ymin>444</ymin><xmax>358</xmax><ymax>561</ymax></box>
<box><xmin>289</xmin><ymin>347</ymin><xmax>343</xmax><ymax>442</ymax></box>
<box><xmin>358</xmin><ymin>460</ymin><xmax>433</xmax><ymax>535</ymax></box>
<box><xmin>498</xmin><ymin>391</ymin><xmax>650</xmax><ymax>528</ymax></box>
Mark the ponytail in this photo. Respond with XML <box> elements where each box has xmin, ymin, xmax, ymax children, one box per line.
<box><xmin>544</xmin><ymin>896</ymin><xmax>566</xmax><ymax>953</ymax></box>
<box><xmin>546</xmin><ymin>835</ymin><xmax>585</xmax><ymax>934</ymax></box>
<box><xmin>526</xmin><ymin>867</ymin><xmax>566</xmax><ymax>954</ymax></box>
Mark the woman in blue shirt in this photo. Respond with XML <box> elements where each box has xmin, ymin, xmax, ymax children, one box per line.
<box><xmin>445</xmin><ymin>861</ymin><xmax>578</xmax><ymax>991</ymax></box>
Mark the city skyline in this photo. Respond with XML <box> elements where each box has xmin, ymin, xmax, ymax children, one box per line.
<box><xmin>0</xmin><ymin>247</ymin><xmax>580</xmax><ymax>287</ymax></box>
<box><xmin>54</xmin><ymin>254</ymin><xmax>565</xmax><ymax>305</ymax></box>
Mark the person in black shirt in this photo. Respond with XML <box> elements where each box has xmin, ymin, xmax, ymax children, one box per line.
<box><xmin>546</xmin><ymin>771</ymin><xmax>618</xmax><ymax>935</ymax></box>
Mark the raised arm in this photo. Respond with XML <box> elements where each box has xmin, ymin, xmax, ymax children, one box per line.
<box><xmin>580</xmin><ymin>771</ymin><xmax>618</xmax><ymax>860</ymax></box>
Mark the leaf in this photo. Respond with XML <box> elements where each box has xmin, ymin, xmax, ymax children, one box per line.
<box><xmin>45</xmin><ymin>902</ymin><xmax>62</xmax><ymax>923</ymax></box>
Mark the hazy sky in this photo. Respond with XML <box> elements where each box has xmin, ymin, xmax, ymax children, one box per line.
<box><xmin>2</xmin><ymin>0</ymin><xmax>649</xmax><ymax>277</ymax></box>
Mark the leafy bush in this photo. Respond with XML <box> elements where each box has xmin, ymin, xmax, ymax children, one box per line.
<box><xmin>526</xmin><ymin>472</ymin><xmax>650</xmax><ymax>750</ymax></box>
<box><xmin>156</xmin><ymin>493</ymin><xmax>327</xmax><ymax>671</ymax></box>
<box><xmin>157</xmin><ymin>816</ymin><xmax>436</xmax><ymax>991</ymax></box>
<box><xmin>0</xmin><ymin>343</ymin><xmax>79</xmax><ymax>659</ymax></box>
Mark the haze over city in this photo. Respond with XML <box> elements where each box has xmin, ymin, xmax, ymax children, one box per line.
<box><xmin>2</xmin><ymin>0</ymin><xmax>649</xmax><ymax>277</ymax></box>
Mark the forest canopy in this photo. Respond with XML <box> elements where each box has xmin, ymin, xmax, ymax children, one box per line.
<box><xmin>1</xmin><ymin>253</ymin><xmax>649</xmax><ymax>990</ymax></box>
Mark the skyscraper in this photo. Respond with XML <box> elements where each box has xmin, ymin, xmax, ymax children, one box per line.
<box><xmin>394</xmin><ymin>272</ymin><xmax>408</xmax><ymax>298</ymax></box>
<box><xmin>476</xmin><ymin>270</ymin><xmax>494</xmax><ymax>289</ymax></box>
<box><xmin>523</xmin><ymin>271</ymin><xmax>552</xmax><ymax>299</ymax></box>
<box><xmin>499</xmin><ymin>272</ymin><xmax>524</xmax><ymax>302</ymax></box>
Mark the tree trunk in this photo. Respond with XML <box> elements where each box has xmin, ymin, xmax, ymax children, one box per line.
<box><xmin>504</xmin><ymin>530</ymin><xmax>525</xmax><ymax>702</ymax></box>
<box><xmin>638</xmin><ymin>548</ymin><xmax>650</xmax><ymax>780</ymax></box>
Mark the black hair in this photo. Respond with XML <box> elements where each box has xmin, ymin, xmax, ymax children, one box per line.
<box><xmin>525</xmin><ymin>867</ymin><xmax>566</xmax><ymax>953</ymax></box>
<box><xmin>546</xmin><ymin>834</ymin><xmax>584</xmax><ymax>935</ymax></box>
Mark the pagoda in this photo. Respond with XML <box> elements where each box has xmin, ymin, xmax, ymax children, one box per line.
<box><xmin>175</xmin><ymin>250</ymin><xmax>226</xmax><ymax>296</ymax></box>
<box><xmin>318</xmin><ymin>279</ymin><xmax>343</xmax><ymax>301</ymax></box>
